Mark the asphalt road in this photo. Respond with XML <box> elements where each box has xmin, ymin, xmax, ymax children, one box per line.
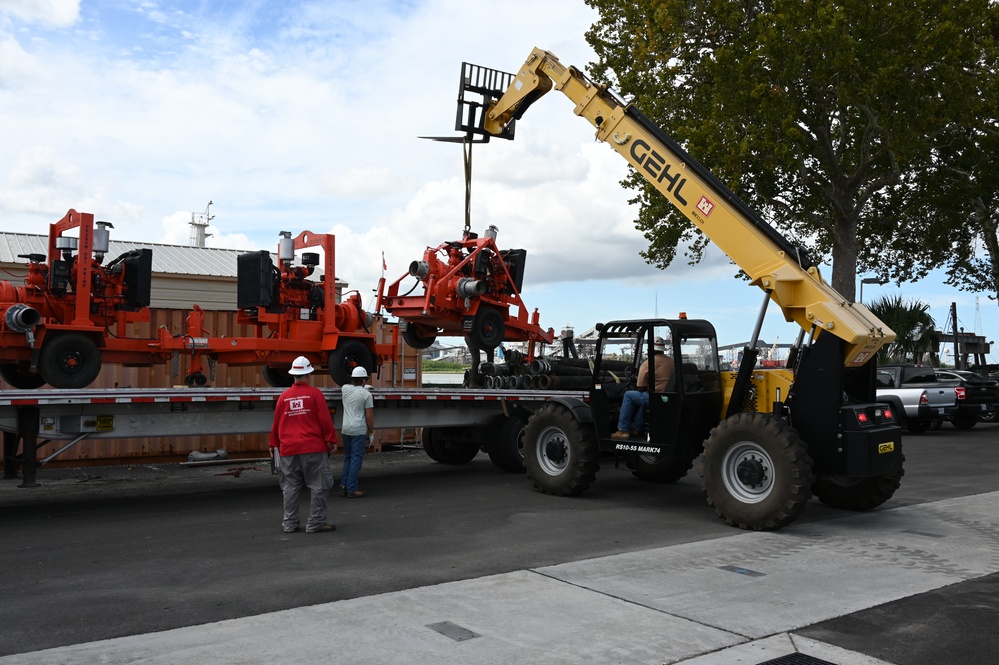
<box><xmin>2</xmin><ymin>421</ymin><xmax>998</xmax><ymax>659</ymax></box>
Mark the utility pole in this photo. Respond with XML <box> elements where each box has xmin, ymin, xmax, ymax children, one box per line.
<box><xmin>950</xmin><ymin>302</ymin><xmax>961</xmax><ymax>370</ymax></box>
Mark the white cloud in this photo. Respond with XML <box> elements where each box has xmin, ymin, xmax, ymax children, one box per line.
<box><xmin>0</xmin><ymin>0</ymin><xmax>79</xmax><ymax>27</ymax></box>
<box><xmin>0</xmin><ymin>35</ymin><xmax>43</xmax><ymax>88</ymax></box>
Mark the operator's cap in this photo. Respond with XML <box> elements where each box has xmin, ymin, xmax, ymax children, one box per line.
<box><xmin>351</xmin><ymin>366</ymin><xmax>369</xmax><ymax>379</ymax></box>
<box><xmin>653</xmin><ymin>337</ymin><xmax>667</xmax><ymax>353</ymax></box>
<box><xmin>288</xmin><ymin>356</ymin><xmax>315</xmax><ymax>375</ymax></box>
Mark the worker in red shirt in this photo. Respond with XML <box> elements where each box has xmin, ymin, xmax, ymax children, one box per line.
<box><xmin>269</xmin><ymin>356</ymin><xmax>337</xmax><ymax>533</ymax></box>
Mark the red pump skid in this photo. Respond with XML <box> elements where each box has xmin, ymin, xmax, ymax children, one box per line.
<box><xmin>0</xmin><ymin>210</ymin><xmax>397</xmax><ymax>388</ymax></box>
<box><xmin>377</xmin><ymin>230</ymin><xmax>553</xmax><ymax>355</ymax></box>
<box><xmin>175</xmin><ymin>230</ymin><xmax>396</xmax><ymax>379</ymax></box>
<box><xmin>0</xmin><ymin>210</ymin><xmax>157</xmax><ymax>367</ymax></box>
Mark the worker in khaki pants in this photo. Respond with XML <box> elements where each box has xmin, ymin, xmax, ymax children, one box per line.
<box><xmin>269</xmin><ymin>356</ymin><xmax>337</xmax><ymax>533</ymax></box>
<box><xmin>339</xmin><ymin>366</ymin><xmax>374</xmax><ymax>498</ymax></box>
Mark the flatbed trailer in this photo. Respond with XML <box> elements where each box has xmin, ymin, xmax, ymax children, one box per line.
<box><xmin>0</xmin><ymin>387</ymin><xmax>584</xmax><ymax>486</ymax></box>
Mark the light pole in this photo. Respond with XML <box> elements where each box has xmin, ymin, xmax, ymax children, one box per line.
<box><xmin>859</xmin><ymin>277</ymin><xmax>885</xmax><ymax>303</ymax></box>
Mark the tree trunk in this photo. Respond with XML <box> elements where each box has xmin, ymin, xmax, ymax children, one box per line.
<box><xmin>829</xmin><ymin>210</ymin><xmax>860</xmax><ymax>302</ymax></box>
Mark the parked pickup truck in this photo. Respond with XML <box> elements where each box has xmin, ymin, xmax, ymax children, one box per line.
<box><xmin>935</xmin><ymin>369</ymin><xmax>999</xmax><ymax>427</ymax></box>
<box><xmin>876</xmin><ymin>365</ymin><xmax>958</xmax><ymax>433</ymax></box>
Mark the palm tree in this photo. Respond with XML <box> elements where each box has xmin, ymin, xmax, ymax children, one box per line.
<box><xmin>867</xmin><ymin>295</ymin><xmax>938</xmax><ymax>364</ymax></box>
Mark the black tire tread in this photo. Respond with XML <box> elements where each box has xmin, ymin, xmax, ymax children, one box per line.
<box><xmin>523</xmin><ymin>401</ymin><xmax>599</xmax><ymax>496</ymax></box>
<box><xmin>812</xmin><ymin>456</ymin><xmax>905</xmax><ymax>511</ymax></box>
<box><xmin>699</xmin><ymin>412</ymin><xmax>814</xmax><ymax>531</ymax></box>
<box><xmin>486</xmin><ymin>414</ymin><xmax>526</xmax><ymax>472</ymax></box>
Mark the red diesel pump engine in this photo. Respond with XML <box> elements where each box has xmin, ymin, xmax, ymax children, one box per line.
<box><xmin>232</xmin><ymin>229</ymin><xmax>389</xmax><ymax>387</ymax></box>
<box><xmin>0</xmin><ymin>210</ymin><xmax>153</xmax><ymax>389</ymax></box>
<box><xmin>378</xmin><ymin>225</ymin><xmax>553</xmax><ymax>354</ymax></box>
<box><xmin>0</xmin><ymin>210</ymin><xmax>395</xmax><ymax>389</ymax></box>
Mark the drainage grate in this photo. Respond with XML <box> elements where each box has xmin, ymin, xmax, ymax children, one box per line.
<box><xmin>426</xmin><ymin>621</ymin><xmax>481</xmax><ymax>642</ymax></box>
<box><xmin>719</xmin><ymin>564</ymin><xmax>766</xmax><ymax>577</ymax></box>
<box><xmin>755</xmin><ymin>654</ymin><xmax>837</xmax><ymax>665</ymax></box>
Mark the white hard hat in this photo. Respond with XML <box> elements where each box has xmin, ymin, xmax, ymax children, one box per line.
<box><xmin>288</xmin><ymin>356</ymin><xmax>315</xmax><ymax>375</ymax></box>
<box><xmin>653</xmin><ymin>337</ymin><xmax>667</xmax><ymax>353</ymax></box>
<box><xmin>351</xmin><ymin>366</ymin><xmax>369</xmax><ymax>379</ymax></box>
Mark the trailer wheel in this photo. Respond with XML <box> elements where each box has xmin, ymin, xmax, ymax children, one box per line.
<box><xmin>39</xmin><ymin>334</ymin><xmax>102</xmax><ymax>389</ymax></box>
<box><xmin>329</xmin><ymin>340</ymin><xmax>374</xmax><ymax>386</ymax></box>
<box><xmin>421</xmin><ymin>427</ymin><xmax>442</xmax><ymax>462</ymax></box>
<box><xmin>523</xmin><ymin>402</ymin><xmax>599</xmax><ymax>496</ymax></box>
<box><xmin>813</xmin><ymin>457</ymin><xmax>905</xmax><ymax>511</ymax></box>
<box><xmin>0</xmin><ymin>363</ymin><xmax>46</xmax><ymax>390</ymax></box>
<box><xmin>472</xmin><ymin>307</ymin><xmax>505</xmax><ymax>350</ymax></box>
<box><xmin>429</xmin><ymin>426</ymin><xmax>480</xmax><ymax>464</ymax></box>
<box><xmin>633</xmin><ymin>454</ymin><xmax>695</xmax><ymax>484</ymax></box>
<box><xmin>951</xmin><ymin>415</ymin><xmax>978</xmax><ymax>430</ymax></box>
<box><xmin>261</xmin><ymin>365</ymin><xmax>294</xmax><ymax>388</ymax></box>
<box><xmin>402</xmin><ymin>324</ymin><xmax>437</xmax><ymax>350</ymax></box>
<box><xmin>700</xmin><ymin>412</ymin><xmax>813</xmax><ymax>530</ymax></box>
<box><xmin>486</xmin><ymin>413</ymin><xmax>526</xmax><ymax>472</ymax></box>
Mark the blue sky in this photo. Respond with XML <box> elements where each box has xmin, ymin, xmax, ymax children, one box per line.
<box><xmin>1</xmin><ymin>0</ymin><xmax>996</xmax><ymax>362</ymax></box>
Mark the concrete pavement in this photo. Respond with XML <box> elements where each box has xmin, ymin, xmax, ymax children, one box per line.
<box><xmin>4</xmin><ymin>490</ymin><xmax>996</xmax><ymax>665</ymax></box>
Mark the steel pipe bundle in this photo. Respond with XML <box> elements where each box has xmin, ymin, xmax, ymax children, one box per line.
<box><xmin>479</xmin><ymin>362</ymin><xmax>511</xmax><ymax>377</ymax></box>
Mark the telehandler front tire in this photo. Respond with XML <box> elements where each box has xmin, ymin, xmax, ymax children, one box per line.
<box><xmin>700</xmin><ymin>412</ymin><xmax>813</xmax><ymax>530</ymax></box>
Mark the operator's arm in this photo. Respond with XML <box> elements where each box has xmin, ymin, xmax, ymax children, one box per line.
<box><xmin>636</xmin><ymin>361</ymin><xmax>650</xmax><ymax>392</ymax></box>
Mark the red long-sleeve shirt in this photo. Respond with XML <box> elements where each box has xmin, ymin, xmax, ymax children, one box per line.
<box><xmin>269</xmin><ymin>383</ymin><xmax>336</xmax><ymax>456</ymax></box>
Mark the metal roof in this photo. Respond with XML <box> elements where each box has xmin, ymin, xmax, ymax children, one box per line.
<box><xmin>0</xmin><ymin>232</ymin><xmax>254</xmax><ymax>278</ymax></box>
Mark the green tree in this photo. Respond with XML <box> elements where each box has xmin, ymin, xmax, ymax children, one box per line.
<box><xmin>583</xmin><ymin>0</ymin><xmax>994</xmax><ymax>299</ymax></box>
<box><xmin>881</xmin><ymin>19</ymin><xmax>999</xmax><ymax>310</ymax></box>
<box><xmin>867</xmin><ymin>295</ymin><xmax>937</xmax><ymax>364</ymax></box>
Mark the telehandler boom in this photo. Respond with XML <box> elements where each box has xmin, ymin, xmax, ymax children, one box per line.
<box><xmin>457</xmin><ymin>48</ymin><xmax>903</xmax><ymax>529</ymax></box>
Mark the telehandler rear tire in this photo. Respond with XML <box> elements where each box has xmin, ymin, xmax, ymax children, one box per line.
<box><xmin>39</xmin><ymin>334</ymin><xmax>102</xmax><ymax>389</ymax></box>
<box><xmin>633</xmin><ymin>454</ymin><xmax>695</xmax><ymax>484</ymax></box>
<box><xmin>700</xmin><ymin>412</ymin><xmax>813</xmax><ymax>530</ymax></box>
<box><xmin>523</xmin><ymin>402</ymin><xmax>599</xmax><ymax>496</ymax></box>
<box><xmin>812</xmin><ymin>457</ymin><xmax>905</xmax><ymax>512</ymax></box>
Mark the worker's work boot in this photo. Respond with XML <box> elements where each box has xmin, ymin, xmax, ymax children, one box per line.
<box><xmin>610</xmin><ymin>430</ymin><xmax>631</xmax><ymax>439</ymax></box>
